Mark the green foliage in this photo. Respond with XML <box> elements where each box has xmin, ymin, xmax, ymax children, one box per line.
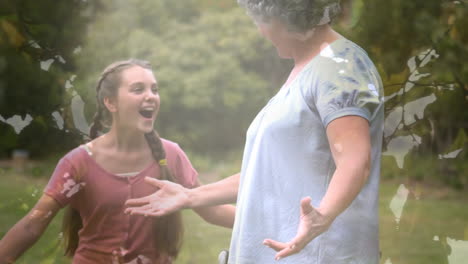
<box><xmin>185</xmin><ymin>149</ymin><xmax>243</xmax><ymax>181</ymax></box>
<box><xmin>74</xmin><ymin>1</ymin><xmax>289</xmax><ymax>156</ymax></box>
<box><xmin>0</xmin><ymin>0</ymin><xmax>98</xmax><ymax>158</ymax></box>
<box><xmin>1</xmin><ymin>0</ymin><xmax>466</xmax><ymax>188</ymax></box>
<box><xmin>339</xmin><ymin>0</ymin><xmax>468</xmax><ymax>189</ymax></box>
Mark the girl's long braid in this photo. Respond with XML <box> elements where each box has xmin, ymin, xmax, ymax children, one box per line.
<box><xmin>144</xmin><ymin>130</ymin><xmax>184</xmax><ymax>258</ymax></box>
<box><xmin>89</xmin><ymin>106</ymin><xmax>104</xmax><ymax>140</ymax></box>
<box><xmin>144</xmin><ymin>130</ymin><xmax>173</xmax><ymax>180</ymax></box>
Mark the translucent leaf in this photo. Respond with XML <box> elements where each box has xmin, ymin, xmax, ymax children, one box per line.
<box><xmin>71</xmin><ymin>93</ymin><xmax>89</xmax><ymax>136</ymax></box>
<box><xmin>0</xmin><ymin>114</ymin><xmax>33</xmax><ymax>134</ymax></box>
<box><xmin>389</xmin><ymin>184</ymin><xmax>409</xmax><ymax>224</ymax></box>
<box><xmin>402</xmin><ymin>93</ymin><xmax>437</xmax><ymax>126</ymax></box>
<box><xmin>384</xmin><ymin>135</ymin><xmax>421</xmax><ymax>169</ymax></box>
<box><xmin>0</xmin><ymin>20</ymin><xmax>25</xmax><ymax>47</ymax></box>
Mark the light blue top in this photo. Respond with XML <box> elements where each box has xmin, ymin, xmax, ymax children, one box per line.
<box><xmin>228</xmin><ymin>38</ymin><xmax>384</xmax><ymax>264</ymax></box>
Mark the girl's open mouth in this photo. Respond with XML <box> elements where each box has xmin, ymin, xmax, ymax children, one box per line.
<box><xmin>139</xmin><ymin>108</ymin><xmax>155</xmax><ymax>119</ymax></box>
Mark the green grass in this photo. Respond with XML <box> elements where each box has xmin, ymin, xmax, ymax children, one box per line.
<box><xmin>379</xmin><ymin>181</ymin><xmax>468</xmax><ymax>264</ymax></box>
<box><xmin>0</xmin><ymin>168</ymin><xmax>69</xmax><ymax>264</ymax></box>
<box><xmin>0</xmin><ymin>167</ymin><xmax>467</xmax><ymax>264</ymax></box>
<box><xmin>176</xmin><ymin>210</ymin><xmax>231</xmax><ymax>264</ymax></box>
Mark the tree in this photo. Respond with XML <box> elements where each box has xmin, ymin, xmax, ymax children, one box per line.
<box><xmin>0</xmin><ymin>0</ymin><xmax>99</xmax><ymax>158</ymax></box>
<box><xmin>74</xmin><ymin>1</ymin><xmax>290</xmax><ymax>156</ymax></box>
<box><xmin>339</xmin><ymin>0</ymin><xmax>468</xmax><ymax>187</ymax></box>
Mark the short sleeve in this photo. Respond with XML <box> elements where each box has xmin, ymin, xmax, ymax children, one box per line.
<box><xmin>165</xmin><ymin>142</ymin><xmax>198</xmax><ymax>189</ymax></box>
<box><xmin>43</xmin><ymin>156</ymin><xmax>85</xmax><ymax>207</ymax></box>
<box><xmin>315</xmin><ymin>51</ymin><xmax>383</xmax><ymax>127</ymax></box>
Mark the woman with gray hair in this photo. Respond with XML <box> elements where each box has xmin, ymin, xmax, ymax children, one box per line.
<box><xmin>126</xmin><ymin>0</ymin><xmax>384</xmax><ymax>263</ymax></box>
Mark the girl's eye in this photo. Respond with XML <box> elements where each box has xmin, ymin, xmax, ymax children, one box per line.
<box><xmin>132</xmin><ymin>85</ymin><xmax>144</xmax><ymax>92</ymax></box>
<box><xmin>152</xmin><ymin>87</ymin><xmax>159</xmax><ymax>93</ymax></box>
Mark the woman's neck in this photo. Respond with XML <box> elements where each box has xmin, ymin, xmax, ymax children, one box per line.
<box><xmin>291</xmin><ymin>25</ymin><xmax>342</xmax><ymax>67</ymax></box>
<box><xmin>283</xmin><ymin>25</ymin><xmax>342</xmax><ymax>87</ymax></box>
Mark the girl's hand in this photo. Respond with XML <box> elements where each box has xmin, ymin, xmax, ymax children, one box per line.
<box><xmin>263</xmin><ymin>197</ymin><xmax>333</xmax><ymax>261</ymax></box>
<box><xmin>125</xmin><ymin>177</ymin><xmax>190</xmax><ymax>217</ymax></box>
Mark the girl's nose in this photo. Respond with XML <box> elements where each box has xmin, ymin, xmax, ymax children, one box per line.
<box><xmin>145</xmin><ymin>89</ymin><xmax>158</xmax><ymax>101</ymax></box>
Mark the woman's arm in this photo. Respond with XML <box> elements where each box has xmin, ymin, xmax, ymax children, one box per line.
<box><xmin>191</xmin><ymin>178</ymin><xmax>236</xmax><ymax>228</ymax></box>
<box><xmin>0</xmin><ymin>194</ymin><xmax>61</xmax><ymax>263</ymax></box>
<box><xmin>125</xmin><ymin>173</ymin><xmax>239</xmax><ymax>218</ymax></box>
<box><xmin>316</xmin><ymin>115</ymin><xmax>371</xmax><ymax>218</ymax></box>
<box><xmin>264</xmin><ymin>115</ymin><xmax>372</xmax><ymax>260</ymax></box>
<box><xmin>193</xmin><ymin>204</ymin><xmax>236</xmax><ymax>228</ymax></box>
<box><xmin>188</xmin><ymin>172</ymin><xmax>239</xmax><ymax>207</ymax></box>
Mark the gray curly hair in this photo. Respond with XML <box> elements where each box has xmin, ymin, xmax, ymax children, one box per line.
<box><xmin>237</xmin><ymin>0</ymin><xmax>342</xmax><ymax>33</ymax></box>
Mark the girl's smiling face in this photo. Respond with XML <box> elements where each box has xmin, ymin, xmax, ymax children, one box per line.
<box><xmin>105</xmin><ymin>65</ymin><xmax>160</xmax><ymax>133</ymax></box>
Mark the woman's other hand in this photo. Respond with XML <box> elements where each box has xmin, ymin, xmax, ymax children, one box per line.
<box><xmin>263</xmin><ymin>197</ymin><xmax>333</xmax><ymax>261</ymax></box>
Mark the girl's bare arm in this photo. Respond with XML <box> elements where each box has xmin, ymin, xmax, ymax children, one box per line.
<box><xmin>0</xmin><ymin>194</ymin><xmax>61</xmax><ymax>263</ymax></box>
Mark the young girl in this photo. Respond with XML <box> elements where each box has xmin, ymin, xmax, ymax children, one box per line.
<box><xmin>0</xmin><ymin>59</ymin><xmax>234</xmax><ymax>264</ymax></box>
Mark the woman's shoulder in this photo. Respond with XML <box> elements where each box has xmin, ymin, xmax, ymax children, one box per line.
<box><xmin>336</xmin><ymin>38</ymin><xmax>369</xmax><ymax>57</ymax></box>
<box><xmin>312</xmin><ymin>38</ymin><xmax>380</xmax><ymax>82</ymax></box>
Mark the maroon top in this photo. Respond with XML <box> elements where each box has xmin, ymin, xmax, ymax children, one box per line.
<box><xmin>44</xmin><ymin>139</ymin><xmax>197</xmax><ymax>264</ymax></box>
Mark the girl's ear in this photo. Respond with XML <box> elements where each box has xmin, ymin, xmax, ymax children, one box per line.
<box><xmin>103</xmin><ymin>97</ymin><xmax>117</xmax><ymax>113</ymax></box>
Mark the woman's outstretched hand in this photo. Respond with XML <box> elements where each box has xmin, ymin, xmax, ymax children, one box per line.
<box><xmin>263</xmin><ymin>197</ymin><xmax>333</xmax><ymax>261</ymax></box>
<box><xmin>125</xmin><ymin>177</ymin><xmax>190</xmax><ymax>217</ymax></box>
